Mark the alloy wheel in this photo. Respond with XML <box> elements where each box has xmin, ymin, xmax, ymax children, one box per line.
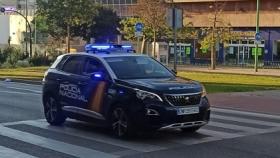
<box><xmin>112</xmin><ymin>108</ymin><xmax>128</xmax><ymax>137</ymax></box>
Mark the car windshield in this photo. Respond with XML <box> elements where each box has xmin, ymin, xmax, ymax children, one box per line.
<box><xmin>104</xmin><ymin>56</ymin><xmax>174</xmax><ymax>79</ymax></box>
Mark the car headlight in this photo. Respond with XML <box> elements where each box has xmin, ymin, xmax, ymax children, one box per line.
<box><xmin>202</xmin><ymin>85</ymin><xmax>207</xmax><ymax>97</ymax></box>
<box><xmin>135</xmin><ymin>89</ymin><xmax>163</xmax><ymax>102</ymax></box>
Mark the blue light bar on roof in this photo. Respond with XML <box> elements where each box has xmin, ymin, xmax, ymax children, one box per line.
<box><xmin>122</xmin><ymin>45</ymin><xmax>132</xmax><ymax>49</ymax></box>
<box><xmin>92</xmin><ymin>45</ymin><xmax>111</xmax><ymax>49</ymax></box>
<box><xmin>85</xmin><ymin>43</ymin><xmax>134</xmax><ymax>53</ymax></box>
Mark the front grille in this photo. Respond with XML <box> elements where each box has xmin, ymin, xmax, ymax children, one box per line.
<box><xmin>165</xmin><ymin>93</ymin><xmax>201</xmax><ymax>106</ymax></box>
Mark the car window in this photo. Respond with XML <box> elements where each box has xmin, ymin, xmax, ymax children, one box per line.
<box><xmin>82</xmin><ymin>57</ymin><xmax>104</xmax><ymax>75</ymax></box>
<box><xmin>56</xmin><ymin>56</ymin><xmax>69</xmax><ymax>70</ymax></box>
<box><xmin>104</xmin><ymin>56</ymin><xmax>174</xmax><ymax>79</ymax></box>
<box><xmin>61</xmin><ymin>56</ymin><xmax>84</xmax><ymax>75</ymax></box>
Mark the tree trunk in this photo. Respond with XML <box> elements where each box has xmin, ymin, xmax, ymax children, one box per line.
<box><xmin>211</xmin><ymin>44</ymin><xmax>216</xmax><ymax>70</ymax></box>
<box><xmin>67</xmin><ymin>24</ymin><xmax>70</xmax><ymax>53</ymax></box>
<box><xmin>141</xmin><ymin>35</ymin><xmax>146</xmax><ymax>54</ymax></box>
<box><xmin>152</xmin><ymin>29</ymin><xmax>156</xmax><ymax>58</ymax></box>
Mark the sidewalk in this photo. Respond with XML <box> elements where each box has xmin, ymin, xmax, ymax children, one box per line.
<box><xmin>177</xmin><ymin>65</ymin><xmax>280</xmax><ymax>77</ymax></box>
<box><xmin>208</xmin><ymin>90</ymin><xmax>280</xmax><ymax>115</ymax></box>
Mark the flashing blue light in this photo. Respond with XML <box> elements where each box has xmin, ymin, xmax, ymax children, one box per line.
<box><xmin>122</xmin><ymin>45</ymin><xmax>132</xmax><ymax>49</ymax></box>
<box><xmin>91</xmin><ymin>45</ymin><xmax>111</xmax><ymax>50</ymax></box>
<box><xmin>94</xmin><ymin>73</ymin><xmax>102</xmax><ymax>78</ymax></box>
<box><xmin>85</xmin><ymin>43</ymin><xmax>134</xmax><ymax>54</ymax></box>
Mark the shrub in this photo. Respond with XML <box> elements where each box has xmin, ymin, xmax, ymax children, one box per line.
<box><xmin>29</xmin><ymin>54</ymin><xmax>52</xmax><ymax>66</ymax></box>
<box><xmin>3</xmin><ymin>47</ymin><xmax>24</xmax><ymax>68</ymax></box>
<box><xmin>16</xmin><ymin>60</ymin><xmax>31</xmax><ymax>67</ymax></box>
<box><xmin>0</xmin><ymin>48</ymin><xmax>8</xmax><ymax>65</ymax></box>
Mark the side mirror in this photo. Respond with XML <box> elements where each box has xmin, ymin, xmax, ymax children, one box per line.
<box><xmin>171</xmin><ymin>69</ymin><xmax>177</xmax><ymax>75</ymax></box>
<box><xmin>91</xmin><ymin>72</ymin><xmax>106</xmax><ymax>81</ymax></box>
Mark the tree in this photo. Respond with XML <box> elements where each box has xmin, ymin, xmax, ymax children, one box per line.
<box><xmin>120</xmin><ymin>18</ymin><xmax>196</xmax><ymax>54</ymax></box>
<box><xmin>36</xmin><ymin>0</ymin><xmax>98</xmax><ymax>52</ymax></box>
<box><xmin>120</xmin><ymin>17</ymin><xmax>153</xmax><ymax>53</ymax></box>
<box><xmin>78</xmin><ymin>5</ymin><xmax>120</xmax><ymax>43</ymax></box>
<box><xmin>199</xmin><ymin>0</ymin><xmax>233</xmax><ymax>70</ymax></box>
<box><xmin>136</xmin><ymin>0</ymin><xmax>167</xmax><ymax>57</ymax></box>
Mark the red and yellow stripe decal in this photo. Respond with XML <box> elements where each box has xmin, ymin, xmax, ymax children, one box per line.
<box><xmin>88</xmin><ymin>81</ymin><xmax>107</xmax><ymax>113</ymax></box>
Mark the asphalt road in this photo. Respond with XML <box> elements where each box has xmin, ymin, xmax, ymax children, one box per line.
<box><xmin>0</xmin><ymin>81</ymin><xmax>280</xmax><ymax>158</ymax></box>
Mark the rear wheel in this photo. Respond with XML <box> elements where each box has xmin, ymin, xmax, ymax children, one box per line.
<box><xmin>181</xmin><ymin>126</ymin><xmax>200</xmax><ymax>133</ymax></box>
<box><xmin>110</xmin><ymin>106</ymin><xmax>135</xmax><ymax>138</ymax></box>
<box><xmin>43</xmin><ymin>95</ymin><xmax>66</xmax><ymax>126</ymax></box>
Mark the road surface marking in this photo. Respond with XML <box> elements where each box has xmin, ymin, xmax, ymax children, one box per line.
<box><xmin>0</xmin><ymin>81</ymin><xmax>42</xmax><ymax>87</ymax></box>
<box><xmin>0</xmin><ymin>145</ymin><xmax>38</xmax><ymax>158</ymax></box>
<box><xmin>0</xmin><ymin>125</ymin><xmax>117</xmax><ymax>158</ymax></box>
<box><xmin>208</xmin><ymin>121</ymin><xmax>266</xmax><ymax>133</ymax></box>
<box><xmin>212</xmin><ymin>107</ymin><xmax>280</xmax><ymax>120</ymax></box>
<box><xmin>1</xmin><ymin>86</ymin><xmax>41</xmax><ymax>94</ymax></box>
<box><xmin>23</xmin><ymin>120</ymin><xmax>166</xmax><ymax>153</ymax></box>
<box><xmin>198</xmin><ymin>128</ymin><xmax>242</xmax><ymax>139</ymax></box>
<box><xmin>0</xmin><ymin>91</ymin><xmax>40</xmax><ymax>95</ymax></box>
<box><xmin>0</xmin><ymin>107</ymin><xmax>280</xmax><ymax>157</ymax></box>
<box><xmin>211</xmin><ymin>114</ymin><xmax>280</xmax><ymax>127</ymax></box>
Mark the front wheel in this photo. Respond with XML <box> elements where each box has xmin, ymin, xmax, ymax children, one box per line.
<box><xmin>43</xmin><ymin>95</ymin><xmax>66</xmax><ymax>126</ymax></box>
<box><xmin>110</xmin><ymin>106</ymin><xmax>135</xmax><ymax>138</ymax></box>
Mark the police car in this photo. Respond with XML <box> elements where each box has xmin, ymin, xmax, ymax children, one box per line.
<box><xmin>42</xmin><ymin>44</ymin><xmax>210</xmax><ymax>138</ymax></box>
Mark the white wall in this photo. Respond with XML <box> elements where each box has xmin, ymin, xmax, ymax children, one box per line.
<box><xmin>9</xmin><ymin>15</ymin><xmax>27</xmax><ymax>45</ymax></box>
<box><xmin>0</xmin><ymin>15</ymin><xmax>30</xmax><ymax>47</ymax></box>
<box><xmin>0</xmin><ymin>15</ymin><xmax>10</xmax><ymax>45</ymax></box>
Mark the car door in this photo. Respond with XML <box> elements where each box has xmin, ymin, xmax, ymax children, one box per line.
<box><xmin>59</xmin><ymin>55</ymin><xmax>85</xmax><ymax>107</ymax></box>
<box><xmin>81</xmin><ymin>57</ymin><xmax>111</xmax><ymax>115</ymax></box>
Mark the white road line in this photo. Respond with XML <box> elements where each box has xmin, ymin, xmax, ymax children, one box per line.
<box><xmin>0</xmin><ymin>145</ymin><xmax>38</xmax><ymax>158</ymax></box>
<box><xmin>0</xmin><ymin>91</ymin><xmax>40</xmax><ymax>95</ymax></box>
<box><xmin>1</xmin><ymin>119</ymin><xmax>46</xmax><ymax>126</ymax></box>
<box><xmin>170</xmin><ymin>135</ymin><xmax>222</xmax><ymax>145</ymax></box>
<box><xmin>208</xmin><ymin>121</ymin><xmax>266</xmax><ymax>133</ymax></box>
<box><xmin>22</xmin><ymin>120</ymin><xmax>166</xmax><ymax>153</ymax></box>
<box><xmin>2</xmin><ymin>86</ymin><xmax>41</xmax><ymax>94</ymax></box>
<box><xmin>211</xmin><ymin>114</ymin><xmax>280</xmax><ymax>127</ymax></box>
<box><xmin>0</xmin><ymin>125</ymin><xmax>117</xmax><ymax>158</ymax></box>
<box><xmin>212</xmin><ymin>107</ymin><xmax>280</xmax><ymax>120</ymax></box>
<box><xmin>0</xmin><ymin>81</ymin><xmax>42</xmax><ymax>87</ymax></box>
<box><xmin>198</xmin><ymin>128</ymin><xmax>243</xmax><ymax>139</ymax></box>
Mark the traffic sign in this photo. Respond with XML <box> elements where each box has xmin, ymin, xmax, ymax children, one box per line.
<box><xmin>135</xmin><ymin>31</ymin><xmax>143</xmax><ymax>37</ymax></box>
<box><xmin>167</xmin><ymin>8</ymin><xmax>183</xmax><ymax>29</ymax></box>
<box><xmin>135</xmin><ymin>22</ymin><xmax>144</xmax><ymax>33</ymax></box>
<box><xmin>255</xmin><ymin>32</ymin><xmax>262</xmax><ymax>44</ymax></box>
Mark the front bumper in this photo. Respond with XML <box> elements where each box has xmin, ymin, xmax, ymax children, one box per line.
<box><xmin>133</xmin><ymin>97</ymin><xmax>211</xmax><ymax>130</ymax></box>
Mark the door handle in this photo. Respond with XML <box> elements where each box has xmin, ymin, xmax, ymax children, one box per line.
<box><xmin>56</xmin><ymin>78</ymin><xmax>62</xmax><ymax>81</ymax></box>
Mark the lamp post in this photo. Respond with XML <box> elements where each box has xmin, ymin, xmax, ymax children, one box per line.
<box><xmin>171</xmin><ymin>0</ymin><xmax>177</xmax><ymax>72</ymax></box>
<box><xmin>25</xmin><ymin>0</ymin><xmax>28</xmax><ymax>57</ymax></box>
<box><xmin>1</xmin><ymin>7</ymin><xmax>32</xmax><ymax>58</ymax></box>
<box><xmin>255</xmin><ymin>0</ymin><xmax>260</xmax><ymax>72</ymax></box>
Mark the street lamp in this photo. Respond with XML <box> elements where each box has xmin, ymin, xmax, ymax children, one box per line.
<box><xmin>1</xmin><ymin>7</ymin><xmax>32</xmax><ymax>58</ymax></box>
<box><xmin>255</xmin><ymin>0</ymin><xmax>260</xmax><ymax>72</ymax></box>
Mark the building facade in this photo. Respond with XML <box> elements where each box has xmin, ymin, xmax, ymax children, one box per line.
<box><xmin>0</xmin><ymin>15</ymin><xmax>30</xmax><ymax>48</ymax></box>
<box><xmin>93</xmin><ymin>0</ymin><xmax>137</xmax><ymax>17</ymax></box>
<box><xmin>172</xmin><ymin>0</ymin><xmax>280</xmax><ymax>65</ymax></box>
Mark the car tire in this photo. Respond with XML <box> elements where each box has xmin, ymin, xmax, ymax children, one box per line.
<box><xmin>43</xmin><ymin>95</ymin><xmax>66</xmax><ymax>126</ymax></box>
<box><xmin>181</xmin><ymin>126</ymin><xmax>200</xmax><ymax>133</ymax></box>
<box><xmin>110</xmin><ymin>106</ymin><xmax>135</xmax><ymax>138</ymax></box>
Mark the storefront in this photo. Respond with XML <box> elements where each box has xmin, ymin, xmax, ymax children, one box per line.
<box><xmin>223</xmin><ymin>28</ymin><xmax>280</xmax><ymax>65</ymax></box>
<box><xmin>189</xmin><ymin>28</ymin><xmax>280</xmax><ymax>65</ymax></box>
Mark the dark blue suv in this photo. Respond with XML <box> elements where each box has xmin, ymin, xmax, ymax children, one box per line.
<box><xmin>42</xmin><ymin>51</ymin><xmax>210</xmax><ymax>138</ymax></box>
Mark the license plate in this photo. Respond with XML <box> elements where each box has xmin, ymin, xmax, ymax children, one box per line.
<box><xmin>177</xmin><ymin>107</ymin><xmax>199</xmax><ymax>115</ymax></box>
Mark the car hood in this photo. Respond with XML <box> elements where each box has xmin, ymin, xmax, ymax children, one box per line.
<box><xmin>115</xmin><ymin>77</ymin><xmax>203</xmax><ymax>94</ymax></box>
